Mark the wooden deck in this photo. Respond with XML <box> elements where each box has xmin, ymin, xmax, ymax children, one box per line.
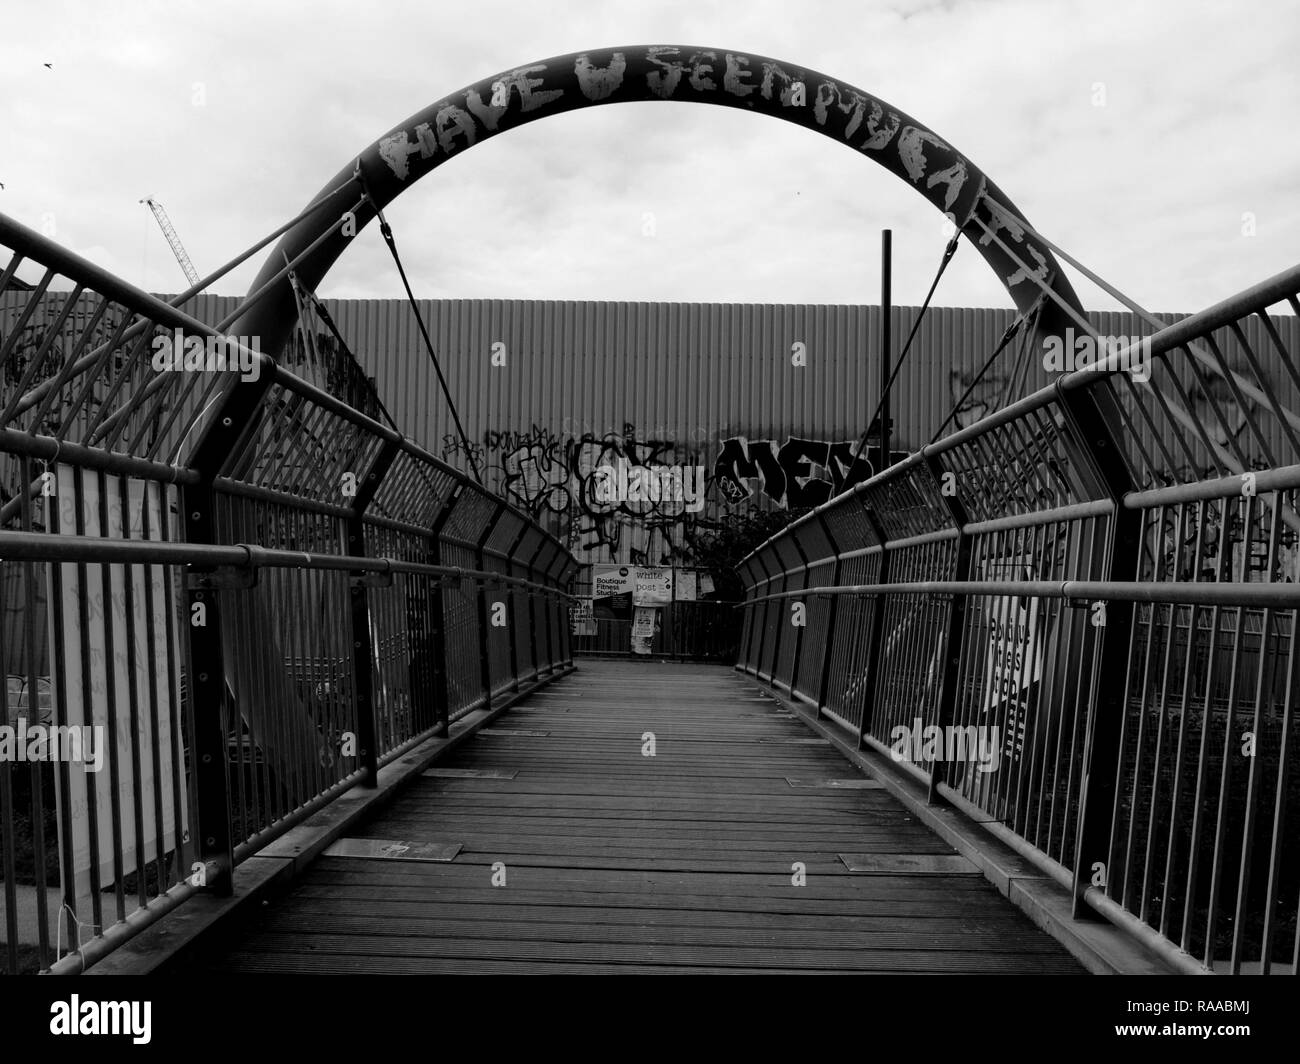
<box><xmin>201</xmin><ymin>660</ymin><xmax>1084</xmax><ymax>974</ymax></box>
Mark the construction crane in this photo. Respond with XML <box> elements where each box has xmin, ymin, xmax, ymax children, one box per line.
<box><xmin>140</xmin><ymin>196</ymin><xmax>200</xmax><ymax>287</ymax></box>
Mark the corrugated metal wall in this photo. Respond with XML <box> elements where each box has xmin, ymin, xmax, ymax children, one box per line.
<box><xmin>165</xmin><ymin>296</ymin><xmax>1300</xmax><ymax>567</ymax></box>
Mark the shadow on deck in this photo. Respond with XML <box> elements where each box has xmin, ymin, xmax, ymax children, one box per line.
<box><xmin>178</xmin><ymin>659</ymin><xmax>1084</xmax><ymax>974</ymax></box>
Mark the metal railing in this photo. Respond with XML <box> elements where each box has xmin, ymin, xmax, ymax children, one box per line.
<box><xmin>0</xmin><ymin>213</ymin><xmax>576</xmax><ymax>974</ymax></box>
<box><xmin>573</xmin><ymin>600</ymin><xmax>741</xmax><ymax>660</ymax></box>
<box><xmin>737</xmin><ymin>262</ymin><xmax>1300</xmax><ymax>975</ymax></box>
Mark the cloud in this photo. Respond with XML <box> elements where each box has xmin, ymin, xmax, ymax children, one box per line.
<box><xmin>0</xmin><ymin>0</ymin><xmax>1295</xmax><ymax>316</ymax></box>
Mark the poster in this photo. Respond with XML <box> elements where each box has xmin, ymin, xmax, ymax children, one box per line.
<box><xmin>979</xmin><ymin>557</ymin><xmax>1044</xmax><ymax>768</ymax></box>
<box><xmin>699</xmin><ymin>573</ymin><xmax>715</xmax><ymax>596</ymax></box>
<box><xmin>569</xmin><ymin>599</ymin><xmax>597</xmax><ymax>636</ymax></box>
<box><xmin>631</xmin><ymin>606</ymin><xmax>660</xmax><ymax>655</ymax></box>
<box><xmin>593</xmin><ymin>564</ymin><xmax>635</xmax><ymax>598</ymax></box>
<box><xmin>675</xmin><ymin>570</ymin><xmax>698</xmax><ymax>602</ymax></box>
<box><xmin>634</xmin><ymin>566</ymin><xmax>673</xmax><ymax>604</ymax></box>
<box><xmin>592</xmin><ymin>564</ymin><xmax>634</xmax><ymax>621</ymax></box>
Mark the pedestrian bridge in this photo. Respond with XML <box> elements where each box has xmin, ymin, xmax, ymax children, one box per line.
<box><xmin>2</xmin><ymin>201</ymin><xmax>1299</xmax><ymax>976</ymax></box>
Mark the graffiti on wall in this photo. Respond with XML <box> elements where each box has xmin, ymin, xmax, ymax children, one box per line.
<box><xmin>442</xmin><ymin>423</ymin><xmax>710</xmax><ymax>563</ymax></box>
<box><xmin>712</xmin><ymin>436</ymin><xmax>897</xmax><ymax>508</ymax></box>
<box><xmin>949</xmin><ymin>371</ymin><xmax>1010</xmax><ymax>429</ymax></box>
<box><xmin>440</xmin><ymin>423</ymin><xmax>898</xmax><ymax>565</ymax></box>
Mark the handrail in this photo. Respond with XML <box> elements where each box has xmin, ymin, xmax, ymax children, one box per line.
<box><xmin>742</xmin><ymin>578</ymin><xmax>1300</xmax><ymax>609</ymax></box>
<box><xmin>734</xmin><ymin>261</ymin><xmax>1300</xmax><ymax>977</ymax></box>
<box><xmin>0</xmin><ymin>531</ymin><xmax>575</xmax><ymax>596</ymax></box>
<box><xmin>1</xmin><ymin>211</ymin><xmax>577</xmax><ymax>978</ymax></box>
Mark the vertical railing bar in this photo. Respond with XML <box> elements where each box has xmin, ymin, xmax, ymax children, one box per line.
<box><xmin>857</xmin><ymin>508</ymin><xmax>891</xmax><ymax>749</ymax></box>
<box><xmin>427</xmin><ymin>483</ymin><xmax>463</xmax><ymax>734</ymax></box>
<box><xmin>16</xmin><ymin>467</ymin><xmax>52</xmax><ymax>965</ymax></box>
<box><xmin>137</xmin><ymin>481</ymin><xmax>170</xmax><ymax>897</ymax></box>
<box><xmin>346</xmin><ymin>437</ymin><xmax>399</xmax><ymax>786</ymax></box>
<box><xmin>1201</xmin><ymin>597</ymin><xmax>1251</xmax><ymax>968</ymax></box>
<box><xmin>813</xmin><ymin>512</ymin><xmax>842</xmax><ymax>719</ymax></box>
<box><xmin>1031</xmin><ymin>517</ymin><xmax>1074</xmax><ymax>846</ymax></box>
<box><xmin>1159</xmin><ymin>498</ymin><xmax>1211</xmax><ymax>941</ymax></box>
<box><xmin>178</xmin><ymin>366</ymin><xmax>272</xmax><ymax>894</ymax></box>
<box><xmin>159</xmin><ymin>491</ymin><xmax>191</xmax><ymax>904</ymax></box>
<box><xmin>73</xmin><ymin>465</ymin><xmax>106</xmax><ymax>933</ymax></box>
<box><xmin>475</xmin><ymin>503</ymin><xmax>505</xmax><ymax>711</ymax></box>
<box><xmin>1136</xmin><ymin>503</ymin><xmax>1184</xmax><ymax>921</ymax></box>
<box><xmin>1054</xmin><ymin>368</ymin><xmax>1141</xmax><ymax>920</ymax></box>
<box><xmin>0</xmin><ymin>557</ymin><xmax>20</xmax><ymax>973</ymax></box>
<box><xmin>95</xmin><ymin>476</ymin><xmax>128</xmax><ymax>925</ymax></box>
<box><xmin>1258</xmin><ymin>586</ymin><xmax>1299</xmax><ymax>975</ymax></box>
<box><xmin>112</xmin><ymin>472</ymin><xmax>149</xmax><ymax>910</ymax></box>
<box><xmin>1179</xmin><ymin>492</ymin><xmax>1235</xmax><ymax>958</ymax></box>
<box><xmin>1009</xmin><ymin>520</ymin><xmax>1046</xmax><ymax>835</ymax></box>
<box><xmin>785</xmin><ymin>532</ymin><xmax>811</xmax><ymax>697</ymax></box>
<box><xmin>1228</xmin><ymin>490</ymin><xmax>1283</xmax><ymax>972</ymax></box>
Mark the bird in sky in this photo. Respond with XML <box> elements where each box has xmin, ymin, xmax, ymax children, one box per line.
<box><xmin>44</xmin><ymin>63</ymin><xmax>53</xmax><ymax>69</ymax></box>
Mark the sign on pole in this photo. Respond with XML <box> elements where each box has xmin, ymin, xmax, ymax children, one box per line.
<box><xmin>634</xmin><ymin>566</ymin><xmax>672</xmax><ymax>604</ymax></box>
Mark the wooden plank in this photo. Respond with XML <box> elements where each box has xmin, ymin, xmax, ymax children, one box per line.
<box><xmin>211</xmin><ymin>931</ymin><xmax>1083</xmax><ymax>973</ymax></box>
<box><xmin>839</xmin><ymin>853</ymin><xmax>981</xmax><ymax>874</ymax></box>
<box><xmin>785</xmin><ymin>777</ymin><xmax>883</xmax><ymax>790</ymax></box>
<box><xmin>423</xmin><ymin>768</ymin><xmax>519</xmax><ymax>780</ymax></box>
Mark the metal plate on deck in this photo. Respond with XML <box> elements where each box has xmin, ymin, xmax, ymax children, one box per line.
<box><xmin>324</xmin><ymin>838</ymin><xmax>463</xmax><ymax>862</ymax></box>
<box><xmin>758</xmin><ymin>736</ymin><xmax>830</xmax><ymax>745</ymax></box>
<box><xmin>786</xmin><ymin>777</ymin><xmax>882</xmax><ymax>790</ymax></box>
<box><xmin>478</xmin><ymin>729</ymin><xmax>550</xmax><ymax>737</ymax></box>
<box><xmin>424</xmin><ymin>768</ymin><xmax>519</xmax><ymax>780</ymax></box>
<box><xmin>838</xmin><ymin>853</ymin><xmax>979</xmax><ymax>874</ymax></box>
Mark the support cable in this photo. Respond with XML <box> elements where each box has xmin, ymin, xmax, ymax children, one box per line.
<box><xmin>289</xmin><ymin>266</ymin><xmax>454</xmax><ymax>520</ymax></box>
<box><xmin>299</xmin><ymin>286</ymin><xmax>401</xmax><ymax>432</ymax></box>
<box><xmin>853</xmin><ymin>231</ymin><xmax>961</xmax><ymax>470</ymax></box>
<box><xmin>356</xmin><ymin>168</ymin><xmax>481</xmax><ymax>484</ymax></box>
<box><xmin>931</xmin><ymin>292</ymin><xmax>1046</xmax><ymax>443</ymax></box>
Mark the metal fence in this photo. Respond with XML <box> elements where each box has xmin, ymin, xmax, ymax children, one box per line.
<box><xmin>737</xmin><ymin>262</ymin><xmax>1300</xmax><ymax>975</ymax></box>
<box><xmin>0</xmin><ymin>212</ymin><xmax>576</xmax><ymax>975</ymax></box>
<box><xmin>573</xmin><ymin>600</ymin><xmax>740</xmax><ymax>660</ymax></box>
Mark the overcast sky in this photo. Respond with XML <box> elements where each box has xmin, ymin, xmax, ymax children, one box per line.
<box><xmin>2</xmin><ymin>0</ymin><xmax>1296</xmax><ymax>315</ymax></box>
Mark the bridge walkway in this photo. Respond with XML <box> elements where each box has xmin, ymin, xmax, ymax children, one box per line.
<box><xmin>195</xmin><ymin>660</ymin><xmax>1083</xmax><ymax>974</ymax></box>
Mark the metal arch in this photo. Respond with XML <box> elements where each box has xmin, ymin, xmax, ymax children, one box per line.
<box><xmin>233</xmin><ymin>45</ymin><xmax>1084</xmax><ymax>355</ymax></box>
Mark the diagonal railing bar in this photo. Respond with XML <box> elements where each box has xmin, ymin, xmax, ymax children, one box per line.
<box><xmin>7</xmin><ymin>177</ymin><xmax>361</xmax><ymax>423</ymax></box>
